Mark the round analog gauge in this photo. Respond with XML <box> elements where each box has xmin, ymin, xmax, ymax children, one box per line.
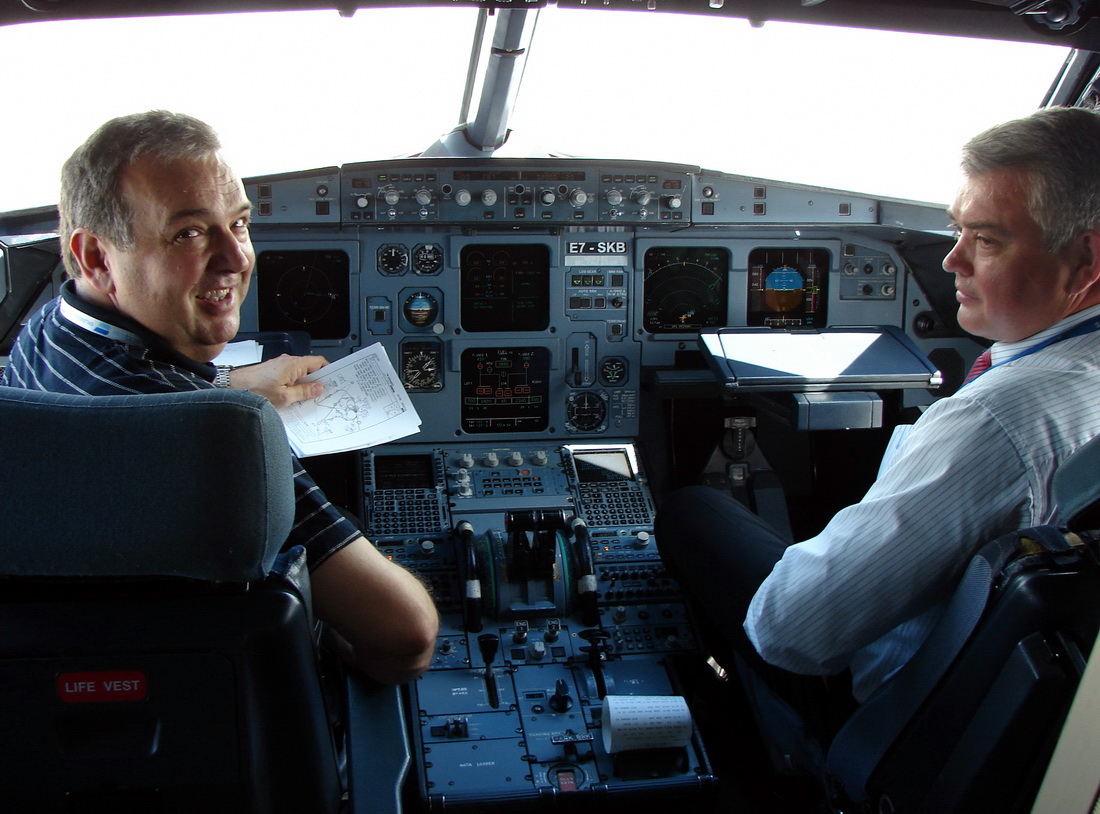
<box><xmin>642</xmin><ymin>246</ymin><xmax>729</xmax><ymax>333</ymax></box>
<box><xmin>403</xmin><ymin>291</ymin><xmax>440</xmax><ymax>328</ymax></box>
<box><xmin>401</xmin><ymin>341</ymin><xmax>443</xmax><ymax>391</ymax></box>
<box><xmin>275</xmin><ymin>265</ymin><xmax>337</xmax><ymax>324</ymax></box>
<box><xmin>599</xmin><ymin>357</ymin><xmax>628</xmax><ymax>386</ymax></box>
<box><xmin>378</xmin><ymin>244</ymin><xmax>409</xmax><ymax>275</ymax></box>
<box><xmin>413</xmin><ymin>243</ymin><xmax>444</xmax><ymax>275</ymax></box>
<box><xmin>566</xmin><ymin>390</ymin><xmax>607</xmax><ymax>433</ymax></box>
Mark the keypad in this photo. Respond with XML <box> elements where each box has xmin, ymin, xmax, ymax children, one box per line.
<box><xmin>368</xmin><ymin>489</ymin><xmax>445</xmax><ymax>535</ymax></box>
<box><xmin>578</xmin><ymin>481</ymin><xmax>652</xmax><ymax>526</ymax></box>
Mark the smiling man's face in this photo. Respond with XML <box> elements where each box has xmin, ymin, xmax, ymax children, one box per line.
<box><xmin>80</xmin><ymin>152</ymin><xmax>255</xmax><ymax>362</ymax></box>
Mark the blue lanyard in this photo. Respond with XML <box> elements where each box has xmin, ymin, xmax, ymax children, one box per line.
<box><xmin>973</xmin><ymin>314</ymin><xmax>1100</xmax><ymax>384</ymax></box>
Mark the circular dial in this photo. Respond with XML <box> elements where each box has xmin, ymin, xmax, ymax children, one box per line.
<box><xmin>378</xmin><ymin>244</ymin><xmax>409</xmax><ymax>274</ymax></box>
<box><xmin>403</xmin><ymin>291</ymin><xmax>440</xmax><ymax>327</ymax></box>
<box><xmin>642</xmin><ymin>246</ymin><xmax>729</xmax><ymax>333</ymax></box>
<box><xmin>413</xmin><ymin>243</ymin><xmax>444</xmax><ymax>275</ymax></box>
<box><xmin>566</xmin><ymin>391</ymin><xmax>607</xmax><ymax>433</ymax></box>
<box><xmin>598</xmin><ymin>357</ymin><xmax>628</xmax><ymax>386</ymax></box>
<box><xmin>401</xmin><ymin>341</ymin><xmax>443</xmax><ymax>391</ymax></box>
<box><xmin>274</xmin><ymin>265</ymin><xmax>337</xmax><ymax>324</ymax></box>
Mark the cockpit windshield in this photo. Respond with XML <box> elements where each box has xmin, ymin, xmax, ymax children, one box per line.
<box><xmin>0</xmin><ymin>6</ymin><xmax>1070</xmax><ymax>213</ymax></box>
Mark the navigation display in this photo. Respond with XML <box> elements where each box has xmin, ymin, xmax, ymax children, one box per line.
<box><xmin>642</xmin><ymin>246</ymin><xmax>729</xmax><ymax>333</ymax></box>
<box><xmin>460</xmin><ymin>244</ymin><xmax>551</xmax><ymax>332</ymax></box>
<box><xmin>257</xmin><ymin>248</ymin><xmax>350</xmax><ymax>339</ymax></box>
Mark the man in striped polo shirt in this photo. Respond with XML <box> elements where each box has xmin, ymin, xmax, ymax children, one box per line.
<box><xmin>1</xmin><ymin>111</ymin><xmax>438</xmax><ymax>685</ymax></box>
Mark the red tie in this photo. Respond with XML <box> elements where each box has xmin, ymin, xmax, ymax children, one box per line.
<box><xmin>964</xmin><ymin>350</ymin><xmax>992</xmax><ymax>385</ymax></box>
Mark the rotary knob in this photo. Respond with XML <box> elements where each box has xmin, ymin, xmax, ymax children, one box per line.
<box><xmin>480</xmin><ymin>189</ymin><xmax>498</xmax><ymax>207</ymax></box>
<box><xmin>415</xmin><ymin>189</ymin><xmax>432</xmax><ymax>206</ymax></box>
<box><xmin>568</xmin><ymin>189</ymin><xmax>588</xmax><ymax>207</ymax></box>
<box><xmin>455</xmin><ymin>189</ymin><xmax>472</xmax><ymax>206</ymax></box>
<box><xmin>633</xmin><ymin>190</ymin><xmax>652</xmax><ymax>206</ymax></box>
<box><xmin>605</xmin><ymin>189</ymin><xmax>623</xmax><ymax>206</ymax></box>
<box><xmin>539</xmin><ymin>190</ymin><xmax>556</xmax><ymax>206</ymax></box>
<box><xmin>664</xmin><ymin>195</ymin><xmax>682</xmax><ymax>209</ymax></box>
<box><xmin>382</xmin><ymin>189</ymin><xmax>401</xmax><ymax>206</ymax></box>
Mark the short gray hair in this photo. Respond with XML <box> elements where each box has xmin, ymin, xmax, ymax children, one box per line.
<box><xmin>961</xmin><ymin>106</ymin><xmax>1100</xmax><ymax>253</ymax></box>
<box><xmin>59</xmin><ymin>111</ymin><xmax>222</xmax><ymax>279</ymax></box>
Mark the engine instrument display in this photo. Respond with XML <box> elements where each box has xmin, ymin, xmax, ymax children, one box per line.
<box><xmin>460</xmin><ymin>244</ymin><xmax>551</xmax><ymax>332</ymax></box>
<box><xmin>460</xmin><ymin>346</ymin><xmax>550</xmax><ymax>433</ymax></box>
<box><xmin>747</xmin><ymin>247</ymin><xmax>829</xmax><ymax>328</ymax></box>
<box><xmin>642</xmin><ymin>246</ymin><xmax>729</xmax><ymax>332</ymax></box>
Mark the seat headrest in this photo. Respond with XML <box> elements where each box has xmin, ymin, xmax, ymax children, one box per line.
<box><xmin>1054</xmin><ymin>434</ymin><xmax>1100</xmax><ymax>530</ymax></box>
<box><xmin>0</xmin><ymin>386</ymin><xmax>295</xmax><ymax>582</ymax></box>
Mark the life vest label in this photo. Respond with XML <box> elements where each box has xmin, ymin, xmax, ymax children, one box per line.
<box><xmin>57</xmin><ymin>671</ymin><xmax>148</xmax><ymax>703</ymax></box>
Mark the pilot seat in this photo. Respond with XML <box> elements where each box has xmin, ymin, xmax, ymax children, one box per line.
<box><xmin>0</xmin><ymin>385</ymin><xmax>403</xmax><ymax>814</ymax></box>
<box><xmin>741</xmin><ymin>432</ymin><xmax>1100</xmax><ymax>813</ymax></box>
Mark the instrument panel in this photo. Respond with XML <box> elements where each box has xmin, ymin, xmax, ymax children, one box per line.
<box><xmin>241</xmin><ymin>158</ymin><xmax>944</xmax><ymax>445</ymax></box>
<box><xmin>233</xmin><ymin>158</ymin><xmax>948</xmax><ymax>811</ymax></box>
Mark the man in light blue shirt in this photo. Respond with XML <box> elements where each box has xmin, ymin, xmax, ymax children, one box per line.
<box><xmin>657</xmin><ymin>107</ymin><xmax>1100</xmax><ymax>722</ymax></box>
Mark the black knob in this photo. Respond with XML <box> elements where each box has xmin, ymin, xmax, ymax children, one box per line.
<box><xmin>477</xmin><ymin>633</ymin><xmax>500</xmax><ymax>667</ymax></box>
<box><xmin>548</xmin><ymin>678</ymin><xmax>573</xmax><ymax>713</ymax></box>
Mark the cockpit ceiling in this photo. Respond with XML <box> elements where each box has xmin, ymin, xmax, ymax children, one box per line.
<box><xmin>4</xmin><ymin>0</ymin><xmax>1100</xmax><ymax>50</ymax></box>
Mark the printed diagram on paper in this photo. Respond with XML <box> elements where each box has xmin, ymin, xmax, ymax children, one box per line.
<box><xmin>278</xmin><ymin>343</ymin><xmax>421</xmax><ymax>457</ymax></box>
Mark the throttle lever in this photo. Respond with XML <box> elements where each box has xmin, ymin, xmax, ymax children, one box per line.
<box><xmin>457</xmin><ymin>520</ymin><xmax>483</xmax><ymax>633</ymax></box>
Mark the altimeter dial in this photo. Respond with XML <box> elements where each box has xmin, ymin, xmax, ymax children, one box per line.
<box><xmin>401</xmin><ymin>340</ymin><xmax>443</xmax><ymax>391</ymax></box>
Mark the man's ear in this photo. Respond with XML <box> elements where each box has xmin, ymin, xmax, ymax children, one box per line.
<box><xmin>69</xmin><ymin>229</ymin><xmax>115</xmax><ymax>296</ymax></box>
<box><xmin>1075</xmin><ymin>231</ymin><xmax>1100</xmax><ymax>297</ymax></box>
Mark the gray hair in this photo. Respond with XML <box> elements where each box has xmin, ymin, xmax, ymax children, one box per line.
<box><xmin>961</xmin><ymin>106</ymin><xmax>1100</xmax><ymax>253</ymax></box>
<box><xmin>59</xmin><ymin>111</ymin><xmax>222</xmax><ymax>279</ymax></box>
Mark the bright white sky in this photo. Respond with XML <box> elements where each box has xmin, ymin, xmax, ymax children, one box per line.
<box><xmin>0</xmin><ymin>7</ymin><xmax>1070</xmax><ymax>213</ymax></box>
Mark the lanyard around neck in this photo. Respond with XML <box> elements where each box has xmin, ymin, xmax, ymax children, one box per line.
<box><xmin>968</xmin><ymin>314</ymin><xmax>1100</xmax><ymax>386</ymax></box>
<box><xmin>59</xmin><ymin>297</ymin><xmax>145</xmax><ymax>347</ymax></box>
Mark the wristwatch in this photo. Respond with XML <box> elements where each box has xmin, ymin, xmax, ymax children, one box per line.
<box><xmin>214</xmin><ymin>365</ymin><xmax>233</xmax><ymax>388</ymax></box>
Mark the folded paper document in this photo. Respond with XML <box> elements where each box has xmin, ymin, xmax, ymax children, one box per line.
<box><xmin>276</xmin><ymin>343</ymin><xmax>421</xmax><ymax>457</ymax></box>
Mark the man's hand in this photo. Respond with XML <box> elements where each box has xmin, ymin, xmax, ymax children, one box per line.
<box><xmin>228</xmin><ymin>354</ymin><xmax>327</xmax><ymax>408</ymax></box>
